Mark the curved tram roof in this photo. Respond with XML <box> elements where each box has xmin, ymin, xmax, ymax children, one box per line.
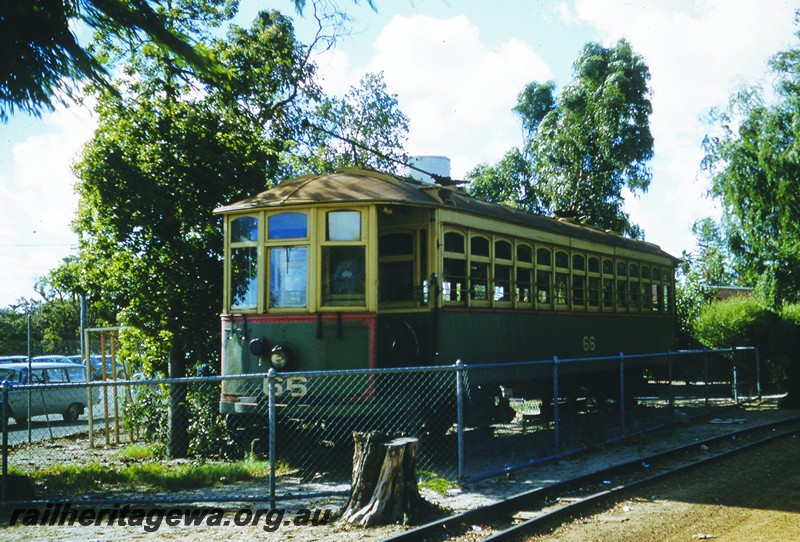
<box><xmin>215</xmin><ymin>168</ymin><xmax>676</xmax><ymax>262</ymax></box>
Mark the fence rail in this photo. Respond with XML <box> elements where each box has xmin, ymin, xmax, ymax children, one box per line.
<box><xmin>1</xmin><ymin>347</ymin><xmax>763</xmax><ymax>506</ymax></box>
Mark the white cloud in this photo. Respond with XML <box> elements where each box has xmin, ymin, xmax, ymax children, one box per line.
<box><xmin>0</xmin><ymin>103</ymin><xmax>96</xmax><ymax>305</ymax></box>
<box><xmin>574</xmin><ymin>0</ymin><xmax>797</xmax><ymax>256</ymax></box>
<box><xmin>315</xmin><ymin>14</ymin><xmax>552</xmax><ymax>179</ymax></box>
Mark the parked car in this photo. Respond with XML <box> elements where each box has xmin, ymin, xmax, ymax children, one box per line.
<box><xmin>65</xmin><ymin>355</ymin><xmax>126</xmax><ymax>380</ymax></box>
<box><xmin>0</xmin><ymin>362</ymin><xmax>97</xmax><ymax>426</ymax></box>
<box><xmin>0</xmin><ymin>356</ymin><xmax>27</xmax><ymax>364</ymax></box>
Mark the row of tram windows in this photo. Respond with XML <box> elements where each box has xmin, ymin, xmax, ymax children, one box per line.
<box><xmin>441</xmin><ymin>231</ymin><xmax>673</xmax><ymax>313</ymax></box>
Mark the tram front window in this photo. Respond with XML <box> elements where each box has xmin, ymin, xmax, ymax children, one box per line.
<box><xmin>269</xmin><ymin>247</ymin><xmax>308</xmax><ymax>308</ymax></box>
<box><xmin>322</xmin><ymin>246</ymin><xmax>366</xmax><ymax>306</ymax></box>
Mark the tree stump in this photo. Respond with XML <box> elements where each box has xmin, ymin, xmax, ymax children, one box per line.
<box><xmin>340</xmin><ymin>431</ymin><xmax>440</xmax><ymax>527</ymax></box>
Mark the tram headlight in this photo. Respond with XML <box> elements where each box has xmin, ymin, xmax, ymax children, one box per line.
<box><xmin>248</xmin><ymin>338</ymin><xmax>268</xmax><ymax>357</ymax></box>
<box><xmin>270</xmin><ymin>344</ymin><xmax>296</xmax><ymax>369</ymax></box>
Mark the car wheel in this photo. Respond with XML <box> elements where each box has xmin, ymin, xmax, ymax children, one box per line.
<box><xmin>63</xmin><ymin>403</ymin><xmax>83</xmax><ymax>422</ymax></box>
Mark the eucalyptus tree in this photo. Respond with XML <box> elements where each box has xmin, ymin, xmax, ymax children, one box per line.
<box><xmin>467</xmin><ymin>40</ymin><xmax>653</xmax><ymax>238</ymax></box>
<box><xmin>702</xmin><ymin>31</ymin><xmax>800</xmax><ymax>307</ymax></box>
<box><xmin>289</xmin><ymin>71</ymin><xmax>410</xmax><ymax>175</ymax></box>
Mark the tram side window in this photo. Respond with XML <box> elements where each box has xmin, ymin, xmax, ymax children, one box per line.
<box><xmin>229</xmin><ymin>215</ymin><xmax>260</xmax><ymax>310</ymax></box>
<box><xmin>470</xmin><ymin>236</ymin><xmax>490</xmax><ymax>301</ymax></box>
<box><xmin>231</xmin><ymin>247</ymin><xmax>258</xmax><ymax>310</ymax></box>
<box><xmin>516</xmin><ymin>245</ymin><xmax>533</xmax><ymax>305</ymax></box>
<box><xmin>649</xmin><ymin>266</ymin><xmax>660</xmax><ymax>312</ymax></box>
<box><xmin>602</xmin><ymin>259</ymin><xmax>614</xmax><ymax>309</ymax></box>
<box><xmin>494</xmin><ymin>240</ymin><xmax>512</xmax><ymax>302</ymax></box>
<box><xmin>587</xmin><ymin>256</ymin><xmax>600</xmax><ymax>308</ymax></box>
<box><xmin>616</xmin><ymin>262</ymin><xmax>628</xmax><ymax>307</ymax></box>
<box><xmin>536</xmin><ymin>248</ymin><xmax>552</xmax><ymax>304</ymax></box>
<box><xmin>629</xmin><ymin>263</ymin><xmax>640</xmax><ymax>308</ymax></box>
<box><xmin>554</xmin><ymin>251</ymin><xmax>569</xmax><ymax>305</ymax></box>
<box><xmin>443</xmin><ymin>232</ymin><xmax>466</xmax><ymax>303</ymax></box>
<box><xmin>379</xmin><ymin>232</ymin><xmax>415</xmax><ymax>303</ymax></box>
<box><xmin>572</xmin><ymin>254</ymin><xmax>586</xmax><ymax>307</ymax></box>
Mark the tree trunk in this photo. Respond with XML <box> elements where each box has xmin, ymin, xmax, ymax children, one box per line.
<box><xmin>341</xmin><ymin>431</ymin><xmax>440</xmax><ymax>527</ymax></box>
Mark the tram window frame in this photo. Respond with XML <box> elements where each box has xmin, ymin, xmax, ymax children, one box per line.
<box><xmin>572</xmin><ymin>254</ymin><xmax>586</xmax><ymax>308</ymax></box>
<box><xmin>629</xmin><ymin>263</ymin><xmax>640</xmax><ymax>309</ymax></box>
<box><xmin>320</xmin><ymin>209</ymin><xmax>367</xmax><ymax>308</ymax></box>
<box><xmin>378</xmin><ymin>230</ymin><xmax>416</xmax><ymax>305</ymax></box>
<box><xmin>602</xmin><ymin>258</ymin><xmax>615</xmax><ymax>310</ymax></box>
<box><xmin>535</xmin><ymin>247</ymin><xmax>553</xmax><ymax>308</ymax></box>
<box><xmin>493</xmin><ymin>239</ymin><xmax>513</xmax><ymax>305</ymax></box>
<box><xmin>515</xmin><ymin>244</ymin><xmax>533</xmax><ymax>306</ymax></box>
<box><xmin>587</xmin><ymin>255</ymin><xmax>601</xmax><ymax>310</ymax></box>
<box><xmin>265</xmin><ymin>211</ymin><xmax>310</xmax><ymax>310</ymax></box>
<box><xmin>616</xmin><ymin>261</ymin><xmax>628</xmax><ymax>308</ymax></box>
<box><xmin>554</xmin><ymin>250</ymin><xmax>570</xmax><ymax>306</ymax></box>
<box><xmin>229</xmin><ymin>214</ymin><xmax>260</xmax><ymax>312</ymax></box>
<box><xmin>469</xmin><ymin>234</ymin><xmax>491</xmax><ymax>303</ymax></box>
<box><xmin>442</xmin><ymin>230</ymin><xmax>467</xmax><ymax>305</ymax></box>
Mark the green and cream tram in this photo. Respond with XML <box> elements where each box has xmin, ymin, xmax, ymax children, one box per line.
<box><xmin>215</xmin><ymin>168</ymin><xmax>677</xmax><ymax>429</ymax></box>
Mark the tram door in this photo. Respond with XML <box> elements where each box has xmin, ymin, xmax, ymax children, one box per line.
<box><xmin>376</xmin><ymin>208</ymin><xmax>429</xmax><ymax>367</ymax></box>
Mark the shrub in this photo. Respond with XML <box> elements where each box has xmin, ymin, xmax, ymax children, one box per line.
<box><xmin>693</xmin><ymin>297</ymin><xmax>800</xmax><ymax>398</ymax></box>
<box><xmin>693</xmin><ymin>296</ymin><xmax>773</xmax><ymax>349</ymax></box>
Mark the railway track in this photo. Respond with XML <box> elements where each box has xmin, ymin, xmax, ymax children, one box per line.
<box><xmin>385</xmin><ymin>415</ymin><xmax>800</xmax><ymax>542</ymax></box>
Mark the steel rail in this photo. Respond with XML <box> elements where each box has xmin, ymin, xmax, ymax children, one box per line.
<box><xmin>384</xmin><ymin>415</ymin><xmax>800</xmax><ymax>542</ymax></box>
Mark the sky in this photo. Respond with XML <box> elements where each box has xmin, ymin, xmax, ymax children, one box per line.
<box><xmin>0</xmin><ymin>0</ymin><xmax>798</xmax><ymax>308</ymax></box>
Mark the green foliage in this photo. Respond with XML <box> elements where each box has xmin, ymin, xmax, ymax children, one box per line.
<box><xmin>702</xmin><ymin>15</ymin><xmax>800</xmax><ymax>307</ymax></box>
<box><xmin>286</xmin><ymin>71</ymin><xmax>410</xmax><ymax>176</ymax></box>
<box><xmin>693</xmin><ymin>296</ymin><xmax>800</xmax><ymax>390</ymax></box>
<box><xmin>26</xmin><ymin>458</ymin><xmax>272</xmax><ymax>493</ymax></box>
<box><xmin>0</xmin><ymin>0</ymin><xmax>235</xmax><ymax>121</ymax></box>
<box><xmin>693</xmin><ymin>296</ymin><xmax>772</xmax><ymax>349</ymax></box>
<box><xmin>467</xmin><ymin>39</ymin><xmax>653</xmax><ymax>238</ymax></box>
<box><xmin>417</xmin><ymin>470</ymin><xmax>458</xmax><ymax>497</ymax></box>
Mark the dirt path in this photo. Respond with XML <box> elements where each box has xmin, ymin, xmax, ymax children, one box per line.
<box><xmin>528</xmin><ymin>434</ymin><xmax>800</xmax><ymax>542</ymax></box>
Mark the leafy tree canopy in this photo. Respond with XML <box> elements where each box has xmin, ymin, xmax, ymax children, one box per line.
<box><xmin>0</xmin><ymin>0</ymin><xmax>369</xmax><ymax>121</ymax></box>
<box><xmin>702</xmin><ymin>15</ymin><xmax>800</xmax><ymax>307</ymax></box>
<box><xmin>467</xmin><ymin>39</ymin><xmax>654</xmax><ymax>238</ymax></box>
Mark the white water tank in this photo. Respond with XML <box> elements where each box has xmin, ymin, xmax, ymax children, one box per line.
<box><xmin>408</xmin><ymin>155</ymin><xmax>451</xmax><ymax>184</ymax></box>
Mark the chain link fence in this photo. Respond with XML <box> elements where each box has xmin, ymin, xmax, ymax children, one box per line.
<box><xmin>1</xmin><ymin>347</ymin><xmax>763</xmax><ymax>506</ymax></box>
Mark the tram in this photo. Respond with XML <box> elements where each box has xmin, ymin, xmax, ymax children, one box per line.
<box><xmin>215</xmin><ymin>167</ymin><xmax>677</xmax><ymax>432</ymax></box>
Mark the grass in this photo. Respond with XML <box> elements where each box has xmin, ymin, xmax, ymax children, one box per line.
<box><xmin>16</xmin><ymin>449</ymin><xmax>274</xmax><ymax>494</ymax></box>
<box><xmin>417</xmin><ymin>470</ymin><xmax>458</xmax><ymax>497</ymax></box>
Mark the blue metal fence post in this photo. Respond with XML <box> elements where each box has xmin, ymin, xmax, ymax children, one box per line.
<box><xmin>618</xmin><ymin>352</ymin><xmax>626</xmax><ymax>436</ymax></box>
<box><xmin>1</xmin><ymin>379</ymin><xmax>9</xmax><ymax>503</ymax></box>
<box><xmin>553</xmin><ymin>356</ymin><xmax>560</xmax><ymax>454</ymax></box>
<box><xmin>755</xmin><ymin>347</ymin><xmax>762</xmax><ymax>400</ymax></box>
<box><xmin>455</xmin><ymin>360</ymin><xmax>465</xmax><ymax>482</ymax></box>
<box><xmin>703</xmin><ymin>348</ymin><xmax>710</xmax><ymax>407</ymax></box>
<box><xmin>667</xmin><ymin>351</ymin><xmax>674</xmax><ymax>423</ymax></box>
<box><xmin>267</xmin><ymin>368</ymin><xmax>277</xmax><ymax>508</ymax></box>
<box><xmin>731</xmin><ymin>347</ymin><xmax>739</xmax><ymax>405</ymax></box>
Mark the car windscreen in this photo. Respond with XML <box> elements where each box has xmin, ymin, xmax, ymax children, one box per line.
<box><xmin>0</xmin><ymin>368</ymin><xmax>21</xmax><ymax>382</ymax></box>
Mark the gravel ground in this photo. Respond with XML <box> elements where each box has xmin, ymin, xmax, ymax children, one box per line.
<box><xmin>1</xmin><ymin>400</ymin><xmax>797</xmax><ymax>541</ymax></box>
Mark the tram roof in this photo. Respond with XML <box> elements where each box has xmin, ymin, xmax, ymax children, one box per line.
<box><xmin>215</xmin><ymin>168</ymin><xmax>676</xmax><ymax>261</ymax></box>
